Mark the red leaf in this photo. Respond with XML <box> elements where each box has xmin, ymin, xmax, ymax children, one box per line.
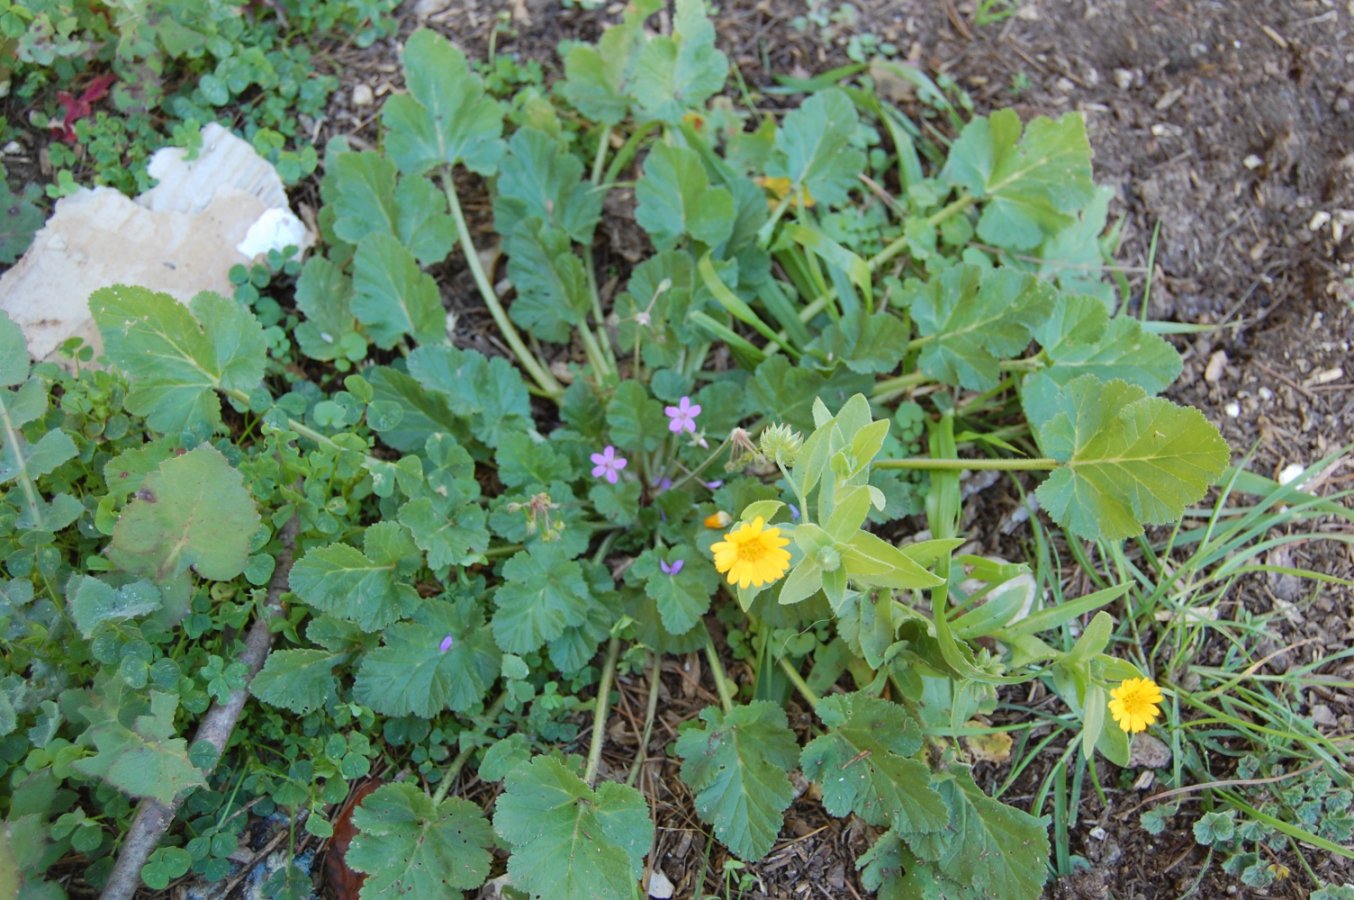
<box><xmin>323</xmin><ymin>779</ymin><xmax>383</xmax><ymax>900</ymax></box>
<box><xmin>51</xmin><ymin>73</ymin><xmax>116</xmax><ymax>144</ymax></box>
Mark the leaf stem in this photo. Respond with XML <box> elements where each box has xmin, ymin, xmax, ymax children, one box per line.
<box><xmin>778</xmin><ymin>656</ymin><xmax>820</xmax><ymax>708</ymax></box>
<box><xmin>438</xmin><ymin>169</ymin><xmax>564</xmax><ymax>399</ymax></box>
<box><xmin>431</xmin><ymin>691</ymin><xmax>510</xmax><ymax>805</ymax></box>
<box><xmin>584</xmin><ymin>635</ymin><xmax>622</xmax><ymax>787</ymax></box>
<box><xmin>875</xmin><ymin>457</ymin><xmax>1058</xmax><ymax>472</ymax></box>
<box><xmin>626</xmin><ymin>652</ymin><xmax>664</xmax><ymax>788</ymax></box>
<box><xmin>702</xmin><ymin>630</ymin><xmax>736</xmax><ymax>713</ymax></box>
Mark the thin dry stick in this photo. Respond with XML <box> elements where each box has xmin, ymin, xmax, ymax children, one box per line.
<box><xmin>1121</xmin><ymin>759</ymin><xmax>1325</xmax><ymax>818</ymax></box>
<box><xmin>100</xmin><ymin>515</ymin><xmax>299</xmax><ymax>900</ymax></box>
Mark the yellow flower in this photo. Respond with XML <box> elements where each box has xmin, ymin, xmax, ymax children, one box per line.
<box><xmin>710</xmin><ymin>516</ymin><xmax>791</xmax><ymax>589</ymax></box>
<box><xmin>756</xmin><ymin>176</ymin><xmax>816</xmax><ymax>209</ymax></box>
<box><xmin>1108</xmin><ymin>677</ymin><xmax>1164</xmax><ymax>734</ymax></box>
<box><xmin>704</xmin><ymin>511</ymin><xmax>732</xmax><ymax>529</ymax></box>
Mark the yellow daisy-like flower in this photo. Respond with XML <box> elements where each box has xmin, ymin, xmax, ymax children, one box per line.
<box><xmin>710</xmin><ymin>516</ymin><xmax>791</xmax><ymax>589</ymax></box>
<box><xmin>1108</xmin><ymin>677</ymin><xmax>1164</xmax><ymax>734</ymax></box>
<box><xmin>756</xmin><ymin>175</ymin><xmax>816</xmax><ymax>209</ymax></box>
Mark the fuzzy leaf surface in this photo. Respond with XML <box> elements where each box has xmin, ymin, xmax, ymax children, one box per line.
<box><xmin>69</xmin><ymin>576</ymin><xmax>162</xmax><ymax>639</ymax></box>
<box><xmin>906</xmin><ymin>264</ymin><xmax>1052</xmax><ymax>390</ymax></box>
<box><xmin>72</xmin><ymin>691</ymin><xmax>205</xmax><ymax>805</ymax></box>
<box><xmin>942</xmin><ymin>109</ymin><xmax>1095</xmax><ymax>251</ymax></box>
<box><xmin>494</xmin><ymin>128</ymin><xmax>603</xmax><ymax>244</ymax></box>
<box><xmin>558</xmin><ymin>0</ymin><xmax>659</xmax><ymax>124</ymax></box>
<box><xmin>250</xmin><ymin>649</ymin><xmax>344</xmax><ymax>715</ymax></box>
<box><xmin>630</xmin><ymin>0</ymin><xmax>728</xmax><ymax>123</ymax></box>
<box><xmin>348</xmin><ymin>782</ymin><xmax>494</xmax><ymax>896</ymax></box>
<box><xmin>91</xmin><ymin>286</ymin><xmax>266</xmax><ymax>434</ymax></box>
<box><xmin>491</xmin><ymin>543</ymin><xmax>592</xmax><ymax>654</ymax></box>
<box><xmin>801</xmin><ymin>693</ymin><xmax>948</xmax><ymax>834</ymax></box>
<box><xmin>329</xmin><ymin>151</ymin><xmax>455</xmax><ymax>266</ymax></box>
<box><xmin>494</xmin><ymin>756</ymin><xmax>653</xmax><ymax>900</ymax></box>
<box><xmin>503</xmin><ymin>221</ymin><xmax>592</xmax><ymax>343</ymax></box>
<box><xmin>289</xmin><ymin>522</ymin><xmax>423</xmax><ymax>631</ymax></box>
<box><xmin>768</xmin><ymin>89</ymin><xmax>865</xmax><ymax>207</ymax></box>
<box><xmin>1025</xmin><ymin>374</ymin><xmax>1229</xmax><ymax>540</ymax></box>
<box><xmin>355</xmin><ymin>597</ymin><xmax>500</xmax><ymax>717</ymax></box>
<box><xmin>352</xmin><ymin>234</ymin><xmax>445</xmax><ymax>348</ymax></box>
<box><xmin>294</xmin><ymin>255</ymin><xmax>363</xmax><ymax>362</ymax></box>
<box><xmin>406</xmin><ymin>345</ymin><xmax>532</xmax><ymax>449</ymax></box>
<box><xmin>635</xmin><ymin>142</ymin><xmax>734</xmax><ymax>248</ymax></box>
<box><xmin>675</xmin><ymin>701</ymin><xmax>798</xmax><ymax>861</ymax></box>
<box><xmin>383</xmin><ymin>30</ymin><xmax>504</xmax><ymax>176</ymax></box>
<box><xmin>1035</xmin><ymin>295</ymin><xmax>1182</xmax><ymax>394</ymax></box>
<box><xmin>107</xmin><ymin>445</ymin><xmax>259</xmax><ymax>584</ymax></box>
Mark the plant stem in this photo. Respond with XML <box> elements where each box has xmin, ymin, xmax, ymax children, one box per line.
<box><xmin>584</xmin><ymin>635</ymin><xmax>622</xmax><ymax>787</ymax></box>
<box><xmin>875</xmin><ymin>457</ymin><xmax>1058</xmax><ymax>472</ymax></box>
<box><xmin>439</xmin><ymin>169</ymin><xmax>564</xmax><ymax>398</ymax></box>
<box><xmin>868</xmin><ymin>193</ymin><xmax>977</xmax><ymax>272</ymax></box>
<box><xmin>666</xmin><ymin>432</ymin><xmax>735</xmax><ymax>492</ymax></box>
<box><xmin>431</xmin><ymin>690</ymin><xmax>510</xmax><ymax>805</ymax></box>
<box><xmin>626</xmin><ymin>652</ymin><xmax>664</xmax><ymax>788</ymax></box>
<box><xmin>778</xmin><ymin>656</ymin><xmax>820</xmax><ymax>707</ymax></box>
<box><xmin>703</xmin><ymin>631</ymin><xmax>736</xmax><ymax>713</ymax></box>
<box><xmin>872</xmin><ymin>370</ymin><xmax>928</xmax><ymax>401</ymax></box>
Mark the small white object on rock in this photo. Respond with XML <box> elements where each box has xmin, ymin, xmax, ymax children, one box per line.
<box><xmin>1243</xmin><ymin>153</ymin><xmax>1263</xmax><ymax>169</ymax></box>
<box><xmin>1224</xmin><ymin>401</ymin><xmax>1241</xmax><ymax>418</ymax></box>
<box><xmin>352</xmin><ymin>83</ymin><xmax>375</xmax><ymax>107</ymax></box>
<box><xmin>1089</xmin><ymin>826</ymin><xmax>1109</xmax><ymax>841</ymax></box>
<box><xmin>648</xmin><ymin>869</ymin><xmax>676</xmax><ymax>899</ymax></box>
<box><xmin>0</xmin><ymin>123</ymin><xmax>313</xmax><ymax>362</ymax></box>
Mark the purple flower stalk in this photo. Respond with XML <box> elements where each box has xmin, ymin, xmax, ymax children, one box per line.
<box><xmin>664</xmin><ymin>396</ymin><xmax>701</xmax><ymax>434</ymax></box>
<box><xmin>439</xmin><ymin>634</ymin><xmax>455</xmax><ymax>653</ymax></box>
<box><xmin>590</xmin><ymin>445</ymin><xmax>628</xmax><ymax>484</ymax></box>
<box><xmin>659</xmin><ymin>558</ymin><xmax>685</xmax><ymax>576</ymax></box>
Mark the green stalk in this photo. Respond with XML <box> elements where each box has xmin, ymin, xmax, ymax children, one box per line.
<box><xmin>626</xmin><ymin>652</ymin><xmax>664</xmax><ymax>788</ymax></box>
<box><xmin>876</xmin><ymin>457</ymin><xmax>1058</xmax><ymax>472</ymax></box>
<box><xmin>439</xmin><ymin>169</ymin><xmax>563</xmax><ymax>398</ymax></box>
<box><xmin>601</xmin><ymin>121</ymin><xmax>659</xmax><ymax>187</ymax></box>
<box><xmin>584</xmin><ymin>635</ymin><xmax>622</xmax><ymax>787</ymax></box>
<box><xmin>868</xmin><ymin>193</ymin><xmax>977</xmax><ymax>272</ymax></box>
<box><xmin>871</xmin><ymin>370</ymin><xmax>927</xmax><ymax>401</ymax></box>
<box><xmin>702</xmin><ymin>631</ymin><xmax>736</xmax><ymax>713</ymax></box>
<box><xmin>778</xmin><ymin>657</ymin><xmax>819</xmax><ymax>707</ymax></box>
<box><xmin>431</xmin><ymin>691</ymin><xmax>509</xmax><ymax>805</ymax></box>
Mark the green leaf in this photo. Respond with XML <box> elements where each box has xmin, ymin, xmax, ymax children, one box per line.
<box><xmin>1035</xmin><ymin>295</ymin><xmax>1182</xmax><ymax>393</ymax></box>
<box><xmin>0</xmin><ymin>420</ymin><xmax>76</xmax><ymax>486</ymax></box>
<box><xmin>496</xmin><ymin>432</ymin><xmax>574</xmax><ymax>488</ymax></box>
<box><xmin>354</xmin><ymin>596</ymin><xmax>500</xmax><ymax>717</ymax></box>
<box><xmin>630</xmin><ymin>548</ymin><xmax>718</xmax><ymax>635</ymax></box>
<box><xmin>91</xmin><ymin>286</ymin><xmax>267</xmax><ymax>434</ymax></box>
<box><xmin>904</xmin><ymin>767</ymin><xmax>1049</xmax><ymax>900</ymax></box>
<box><xmin>0</xmin><ymin>311</ymin><xmax>28</xmax><ymax>386</ymax></box>
<box><xmin>494</xmin><ymin>756</ymin><xmax>653</xmax><ymax>900</ymax></box>
<box><xmin>768</xmin><ymin>89</ymin><xmax>865</xmax><ymax>207</ymax></box>
<box><xmin>107</xmin><ymin>445</ymin><xmax>260</xmax><ymax>584</ymax></box>
<box><xmin>630</xmin><ymin>0</ymin><xmax>728</xmax><ymax>123</ymax></box>
<box><xmin>801</xmin><ymin>693</ymin><xmax>948</xmax><ymax>834</ymax></box>
<box><xmin>406</xmin><ymin>345</ymin><xmax>532</xmax><ymax>449</ymax></box>
<box><xmin>289</xmin><ymin>522</ymin><xmax>423</xmax><ymax>631</ymax></box>
<box><xmin>397</xmin><ymin>496</ymin><xmax>489</xmax><ymax>569</ymax></box>
<box><xmin>905</xmin><ymin>264</ymin><xmax>1052</xmax><ymax>390</ymax></box>
<box><xmin>605</xmin><ymin>380</ymin><xmax>667</xmax><ymax>453</ymax></box>
<box><xmin>68</xmin><ymin>576</ymin><xmax>161</xmax><ymax>639</ymax></box>
<box><xmin>674</xmin><ymin>702</ymin><xmax>798</xmax><ymax>861</ymax></box>
<box><xmin>558</xmin><ymin>0</ymin><xmax>660</xmax><ymax>124</ymax></box>
<box><xmin>635</xmin><ymin>143</ymin><xmax>734</xmax><ymax>248</ymax></box>
<box><xmin>503</xmin><ymin>220</ymin><xmax>592</xmax><ymax>343</ymax></box>
<box><xmin>367</xmin><ymin>367</ymin><xmax>469</xmax><ymax>453</ymax></box>
<box><xmin>1025</xmin><ymin>374</ymin><xmax>1229</xmax><ymax>541</ymax></box>
<box><xmin>72</xmin><ymin>691</ymin><xmax>206</xmax><ymax>805</ymax></box>
<box><xmin>0</xmin><ymin>173</ymin><xmax>44</xmax><ymax>265</ymax></box>
<box><xmin>329</xmin><ymin>152</ymin><xmax>456</xmax><ymax>267</ymax></box>
<box><xmin>494</xmin><ymin>128</ymin><xmax>603</xmax><ymax>244</ymax></box>
<box><xmin>294</xmin><ymin>255</ymin><xmax>364</xmax><ymax>362</ymax></box>
<box><xmin>348</xmin><ymin>783</ymin><xmax>494</xmax><ymax>895</ymax></box>
<box><xmin>808</xmin><ymin>309</ymin><xmax>911</xmax><ymax>375</ymax></box>
<box><xmin>250</xmin><ymin>649</ymin><xmax>344</xmax><ymax>715</ymax></box>
<box><xmin>383</xmin><ymin>30</ymin><xmax>504</xmax><ymax>176</ymax></box>
<box><xmin>942</xmin><ymin>109</ymin><xmax>1095</xmax><ymax>251</ymax></box>
<box><xmin>352</xmin><ymin>234</ymin><xmax>445</xmax><ymax>348</ymax></box>
<box><xmin>492</xmin><ymin>543</ymin><xmax>592</xmax><ymax>655</ymax></box>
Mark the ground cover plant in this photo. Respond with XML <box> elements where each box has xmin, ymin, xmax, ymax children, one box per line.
<box><xmin>1</xmin><ymin>0</ymin><xmax>1351</xmax><ymax>896</ymax></box>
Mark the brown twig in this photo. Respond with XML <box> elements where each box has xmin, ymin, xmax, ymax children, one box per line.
<box><xmin>100</xmin><ymin>515</ymin><xmax>300</xmax><ymax>900</ymax></box>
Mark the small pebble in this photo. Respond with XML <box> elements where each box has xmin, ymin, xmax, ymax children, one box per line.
<box><xmin>1224</xmin><ymin>401</ymin><xmax>1240</xmax><ymax>417</ymax></box>
<box><xmin>1114</xmin><ymin>68</ymin><xmax>1135</xmax><ymax>90</ymax></box>
<box><xmin>1090</xmin><ymin>826</ymin><xmax>1109</xmax><ymax>841</ymax></box>
<box><xmin>1312</xmin><ymin>705</ymin><xmax>1337</xmax><ymax>727</ymax></box>
<box><xmin>1243</xmin><ymin>154</ymin><xmax>1263</xmax><ymax>169</ymax></box>
<box><xmin>648</xmin><ymin>870</ymin><xmax>676</xmax><ymax>899</ymax></box>
<box><xmin>1258</xmin><ymin>386</ymin><xmax>1274</xmax><ymax>400</ymax></box>
<box><xmin>1204</xmin><ymin>350</ymin><xmax>1228</xmax><ymax>383</ymax></box>
<box><xmin>352</xmin><ymin>83</ymin><xmax>375</xmax><ymax>107</ymax></box>
<box><xmin>1278</xmin><ymin>463</ymin><xmax>1306</xmax><ymax>486</ymax></box>
<box><xmin>1</xmin><ymin>140</ymin><xmax>20</xmax><ymax>155</ymax></box>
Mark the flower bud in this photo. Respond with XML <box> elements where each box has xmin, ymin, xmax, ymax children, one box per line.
<box><xmin>759</xmin><ymin>423</ymin><xmax>804</xmax><ymax>466</ymax></box>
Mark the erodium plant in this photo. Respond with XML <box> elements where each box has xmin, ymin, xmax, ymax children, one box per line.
<box><xmin>0</xmin><ymin>1</ymin><xmax>1241</xmax><ymax>896</ymax></box>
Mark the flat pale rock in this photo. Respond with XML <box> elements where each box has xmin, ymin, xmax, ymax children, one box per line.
<box><xmin>0</xmin><ymin>124</ymin><xmax>311</xmax><ymax>362</ymax></box>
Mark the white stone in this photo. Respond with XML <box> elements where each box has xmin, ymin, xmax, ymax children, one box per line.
<box><xmin>352</xmin><ymin>83</ymin><xmax>375</xmax><ymax>107</ymax></box>
<box><xmin>648</xmin><ymin>870</ymin><xmax>676</xmax><ymax>899</ymax></box>
<box><xmin>1278</xmin><ymin>463</ymin><xmax>1306</xmax><ymax>486</ymax></box>
<box><xmin>1225</xmin><ymin>401</ymin><xmax>1241</xmax><ymax>418</ymax></box>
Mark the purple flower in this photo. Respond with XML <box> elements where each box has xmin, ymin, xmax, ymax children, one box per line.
<box><xmin>659</xmin><ymin>557</ymin><xmax>685</xmax><ymax>576</ymax></box>
<box><xmin>789</xmin><ymin>503</ymin><xmax>800</xmax><ymax>521</ymax></box>
<box><xmin>704</xmin><ymin>479</ymin><xmax>724</xmax><ymax>490</ymax></box>
<box><xmin>655</xmin><ymin>477</ymin><xmax>674</xmax><ymax>494</ymax></box>
<box><xmin>590</xmin><ymin>445</ymin><xmax>628</xmax><ymax>484</ymax></box>
<box><xmin>664</xmin><ymin>396</ymin><xmax>701</xmax><ymax>434</ymax></box>
<box><xmin>439</xmin><ymin>634</ymin><xmax>455</xmax><ymax>653</ymax></box>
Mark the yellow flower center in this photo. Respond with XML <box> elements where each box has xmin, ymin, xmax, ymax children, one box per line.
<box><xmin>710</xmin><ymin>516</ymin><xmax>792</xmax><ymax>590</ymax></box>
